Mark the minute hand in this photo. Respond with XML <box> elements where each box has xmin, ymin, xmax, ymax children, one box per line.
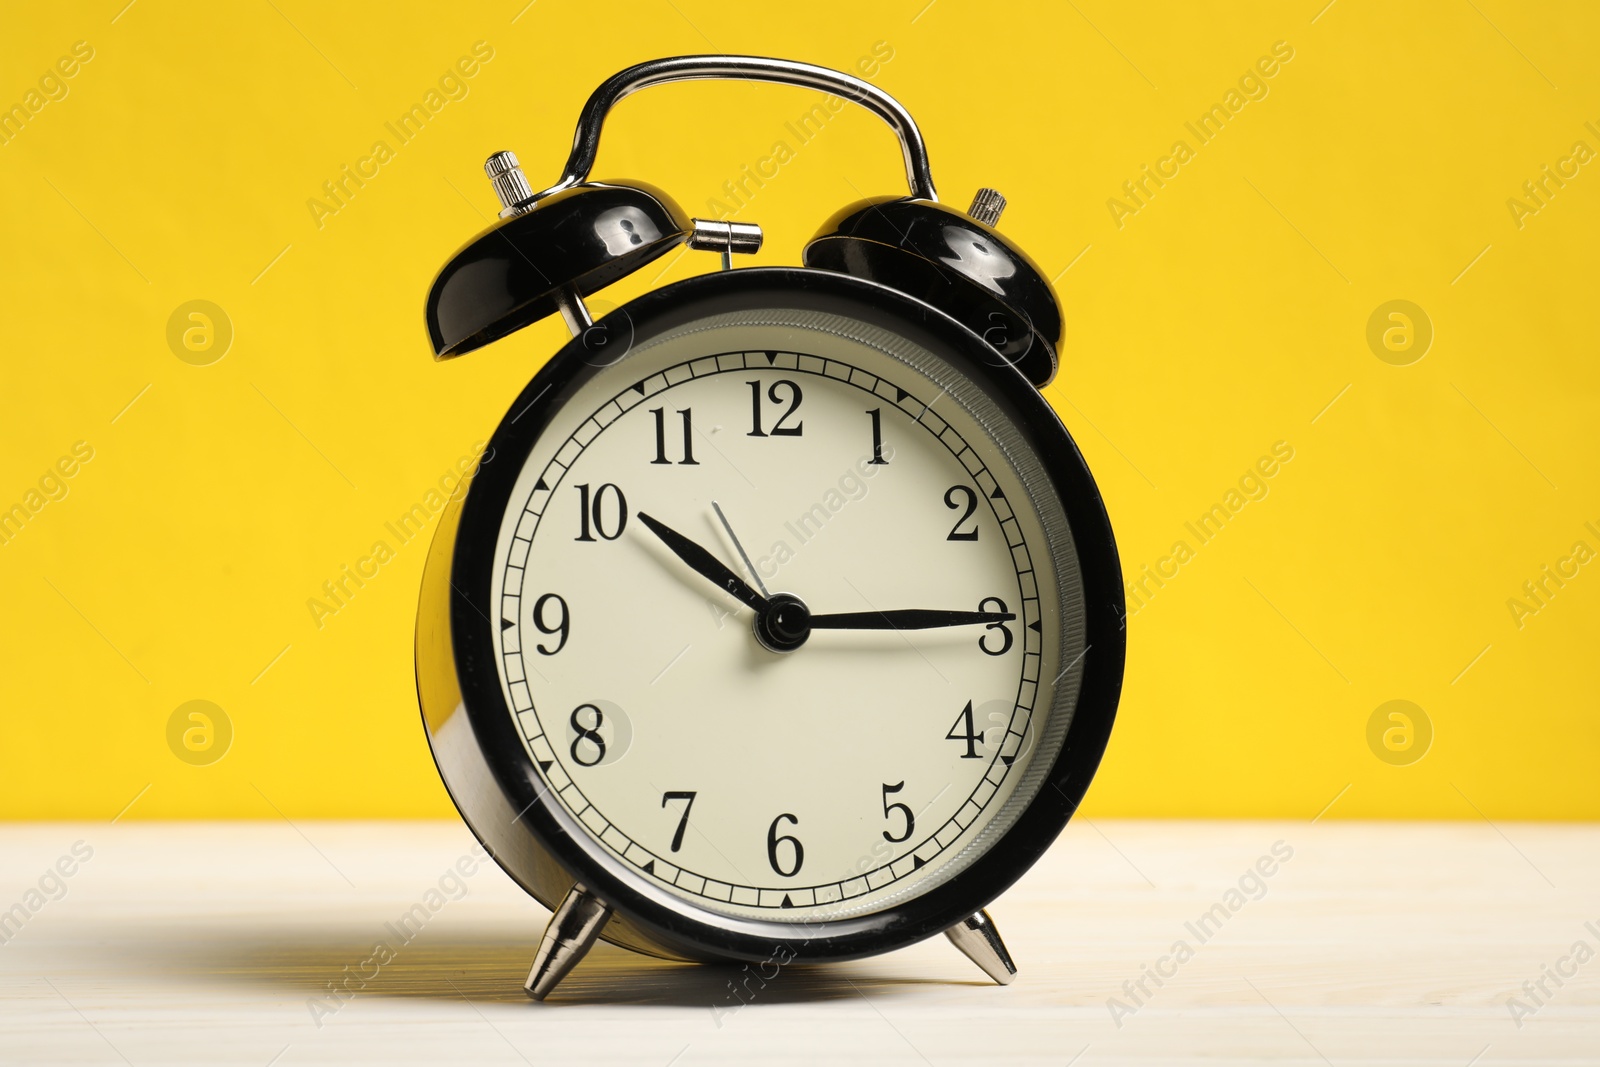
<box><xmin>808</xmin><ymin>608</ymin><xmax>1016</xmax><ymax>631</ymax></box>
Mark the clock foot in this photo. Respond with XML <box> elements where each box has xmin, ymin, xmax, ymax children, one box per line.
<box><xmin>525</xmin><ymin>884</ymin><xmax>612</xmax><ymax>1000</ymax></box>
<box><xmin>944</xmin><ymin>909</ymin><xmax>1016</xmax><ymax>985</ymax></box>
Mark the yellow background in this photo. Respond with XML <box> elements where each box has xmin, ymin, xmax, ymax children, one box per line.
<box><xmin>2</xmin><ymin>0</ymin><xmax>1596</xmax><ymax>820</ymax></box>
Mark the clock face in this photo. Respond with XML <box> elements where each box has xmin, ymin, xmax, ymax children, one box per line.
<box><xmin>486</xmin><ymin>303</ymin><xmax>1088</xmax><ymax>922</ymax></box>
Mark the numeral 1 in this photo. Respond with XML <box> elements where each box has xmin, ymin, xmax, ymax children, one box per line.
<box><xmin>649</xmin><ymin>407</ymin><xmax>698</xmax><ymax>465</ymax></box>
<box><xmin>867</xmin><ymin>408</ymin><xmax>888</xmax><ymax>464</ymax></box>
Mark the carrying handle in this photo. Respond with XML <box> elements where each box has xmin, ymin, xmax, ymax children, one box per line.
<box><xmin>543</xmin><ymin>55</ymin><xmax>938</xmax><ymax>202</ymax></box>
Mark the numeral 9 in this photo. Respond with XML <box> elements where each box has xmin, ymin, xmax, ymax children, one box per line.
<box><xmin>532</xmin><ymin>593</ymin><xmax>569</xmax><ymax>655</ymax></box>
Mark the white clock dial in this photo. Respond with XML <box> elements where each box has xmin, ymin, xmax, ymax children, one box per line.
<box><xmin>489</xmin><ymin>312</ymin><xmax>1086</xmax><ymax>921</ymax></box>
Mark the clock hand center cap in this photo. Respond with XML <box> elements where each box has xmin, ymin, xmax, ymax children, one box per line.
<box><xmin>754</xmin><ymin>592</ymin><xmax>811</xmax><ymax>653</ymax></box>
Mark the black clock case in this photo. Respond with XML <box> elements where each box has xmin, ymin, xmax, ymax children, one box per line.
<box><xmin>416</xmin><ymin>266</ymin><xmax>1125</xmax><ymax>965</ymax></box>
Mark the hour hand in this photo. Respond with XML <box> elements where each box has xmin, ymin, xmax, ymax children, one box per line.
<box><xmin>637</xmin><ymin>512</ymin><xmax>769</xmax><ymax>612</ymax></box>
<box><xmin>809</xmin><ymin>608</ymin><xmax>1016</xmax><ymax>631</ymax></box>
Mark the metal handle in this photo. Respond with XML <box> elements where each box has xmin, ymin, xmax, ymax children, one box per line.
<box><xmin>545</xmin><ymin>55</ymin><xmax>938</xmax><ymax>202</ymax></box>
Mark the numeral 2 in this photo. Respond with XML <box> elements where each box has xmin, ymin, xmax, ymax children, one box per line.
<box><xmin>747</xmin><ymin>379</ymin><xmax>803</xmax><ymax>437</ymax></box>
<box><xmin>649</xmin><ymin>407</ymin><xmax>698</xmax><ymax>465</ymax></box>
<box><xmin>945</xmin><ymin>485</ymin><xmax>979</xmax><ymax>540</ymax></box>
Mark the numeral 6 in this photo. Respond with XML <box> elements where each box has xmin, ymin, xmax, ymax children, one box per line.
<box><xmin>766</xmin><ymin>813</ymin><xmax>804</xmax><ymax>876</ymax></box>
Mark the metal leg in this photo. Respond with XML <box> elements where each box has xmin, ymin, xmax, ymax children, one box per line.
<box><xmin>552</xmin><ymin>285</ymin><xmax>594</xmax><ymax>339</ymax></box>
<box><xmin>525</xmin><ymin>884</ymin><xmax>612</xmax><ymax>1000</ymax></box>
<box><xmin>944</xmin><ymin>909</ymin><xmax>1017</xmax><ymax>985</ymax></box>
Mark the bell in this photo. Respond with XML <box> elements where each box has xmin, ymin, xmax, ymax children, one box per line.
<box><xmin>804</xmin><ymin>190</ymin><xmax>1063</xmax><ymax>386</ymax></box>
<box><xmin>424</xmin><ymin>152</ymin><xmax>691</xmax><ymax>359</ymax></box>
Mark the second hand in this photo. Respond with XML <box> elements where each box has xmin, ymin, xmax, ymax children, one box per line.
<box><xmin>711</xmin><ymin>500</ymin><xmax>769</xmax><ymax>597</ymax></box>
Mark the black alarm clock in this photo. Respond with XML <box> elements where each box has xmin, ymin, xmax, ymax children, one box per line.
<box><xmin>415</xmin><ymin>55</ymin><xmax>1124</xmax><ymax>999</ymax></box>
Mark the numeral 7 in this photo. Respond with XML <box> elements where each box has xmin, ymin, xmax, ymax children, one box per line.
<box><xmin>661</xmin><ymin>790</ymin><xmax>697</xmax><ymax>852</ymax></box>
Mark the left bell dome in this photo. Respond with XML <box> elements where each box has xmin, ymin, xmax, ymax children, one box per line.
<box><xmin>424</xmin><ymin>180</ymin><xmax>690</xmax><ymax>359</ymax></box>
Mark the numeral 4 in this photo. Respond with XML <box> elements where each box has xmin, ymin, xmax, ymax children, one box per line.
<box><xmin>946</xmin><ymin>700</ymin><xmax>983</xmax><ymax>759</ymax></box>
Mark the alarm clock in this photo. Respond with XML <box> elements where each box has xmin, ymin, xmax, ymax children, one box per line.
<box><xmin>415</xmin><ymin>55</ymin><xmax>1124</xmax><ymax>999</ymax></box>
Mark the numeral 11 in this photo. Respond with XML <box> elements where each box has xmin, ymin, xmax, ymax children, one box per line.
<box><xmin>650</xmin><ymin>408</ymin><xmax>698</xmax><ymax>465</ymax></box>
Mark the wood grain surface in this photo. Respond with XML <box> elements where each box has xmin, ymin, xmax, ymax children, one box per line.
<box><xmin>1</xmin><ymin>820</ymin><xmax>1593</xmax><ymax>1064</ymax></box>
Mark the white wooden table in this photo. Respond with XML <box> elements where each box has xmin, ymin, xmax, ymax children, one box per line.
<box><xmin>1</xmin><ymin>820</ymin><xmax>1593</xmax><ymax>1064</ymax></box>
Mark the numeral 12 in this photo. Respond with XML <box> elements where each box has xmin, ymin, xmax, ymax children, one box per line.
<box><xmin>747</xmin><ymin>379</ymin><xmax>804</xmax><ymax>437</ymax></box>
